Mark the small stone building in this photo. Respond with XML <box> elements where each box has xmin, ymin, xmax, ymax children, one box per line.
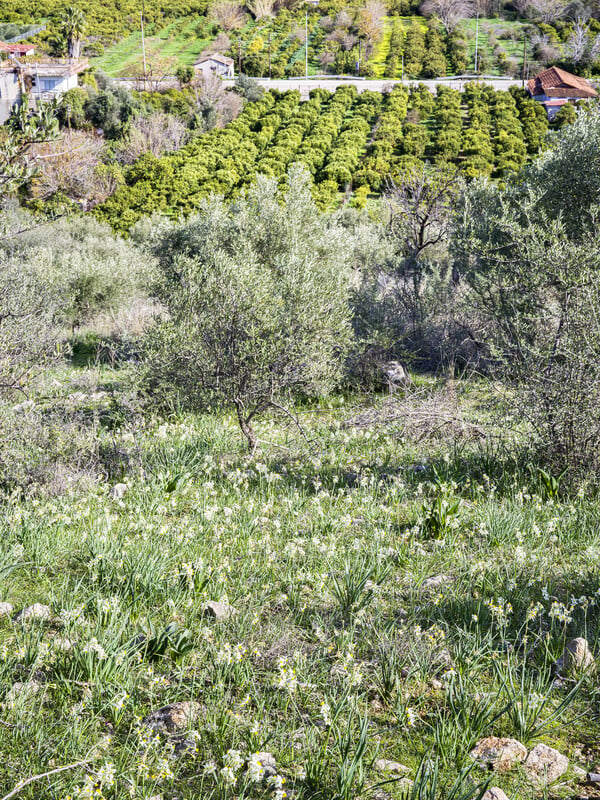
<box><xmin>527</xmin><ymin>66</ymin><xmax>597</xmax><ymax>118</ymax></box>
<box><xmin>0</xmin><ymin>42</ymin><xmax>36</xmax><ymax>57</ymax></box>
<box><xmin>194</xmin><ymin>53</ymin><xmax>234</xmax><ymax>79</ymax></box>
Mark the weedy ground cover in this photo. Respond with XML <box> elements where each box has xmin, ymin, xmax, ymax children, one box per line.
<box><xmin>0</xmin><ymin>369</ymin><xmax>598</xmax><ymax>799</ymax></box>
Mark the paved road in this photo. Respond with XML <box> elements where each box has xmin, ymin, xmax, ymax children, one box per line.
<box><xmin>225</xmin><ymin>76</ymin><xmax>522</xmax><ymax>97</ymax></box>
<box><xmin>116</xmin><ymin>75</ymin><xmax>523</xmax><ymax>96</ymax></box>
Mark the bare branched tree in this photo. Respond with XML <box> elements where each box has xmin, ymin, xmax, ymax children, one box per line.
<box><xmin>420</xmin><ymin>0</ymin><xmax>474</xmax><ymax>34</ymax></box>
<box><xmin>193</xmin><ymin>72</ymin><xmax>243</xmax><ymax>128</ymax></box>
<box><xmin>564</xmin><ymin>19</ymin><xmax>600</xmax><ymax>64</ymax></box>
<box><xmin>382</xmin><ymin>165</ymin><xmax>462</xmax><ymax>335</ymax></box>
<box><xmin>386</xmin><ymin>165</ymin><xmax>462</xmax><ymax>267</ymax></box>
<box><xmin>247</xmin><ymin>0</ymin><xmax>275</xmax><ymax>19</ymax></box>
<box><xmin>115</xmin><ymin>114</ymin><xmax>190</xmax><ymax>165</ymax></box>
<box><xmin>29</xmin><ymin>129</ymin><xmax>109</xmax><ymax>202</ymax></box>
<box><xmin>524</xmin><ymin>0</ymin><xmax>569</xmax><ymax>23</ymax></box>
<box><xmin>328</xmin><ymin>30</ymin><xmax>358</xmax><ymax>50</ymax></box>
<box><xmin>334</xmin><ymin>10</ymin><xmax>353</xmax><ymax>29</ymax></box>
<box><xmin>202</xmin><ymin>32</ymin><xmax>232</xmax><ymax>56</ymax></box>
<box><xmin>357</xmin><ymin>0</ymin><xmax>386</xmax><ymax>46</ymax></box>
<box><xmin>531</xmin><ymin>31</ymin><xmax>560</xmax><ymax>63</ymax></box>
<box><xmin>210</xmin><ymin>0</ymin><xmax>247</xmax><ymax>30</ymax></box>
<box><xmin>126</xmin><ymin>48</ymin><xmax>178</xmax><ymax>91</ymax></box>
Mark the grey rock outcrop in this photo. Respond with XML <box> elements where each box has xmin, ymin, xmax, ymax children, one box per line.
<box><xmin>203</xmin><ymin>601</ymin><xmax>236</xmax><ymax>621</ymax></box>
<box><xmin>562</xmin><ymin>637</ymin><xmax>594</xmax><ymax>673</ymax></box>
<box><xmin>143</xmin><ymin>701</ymin><xmax>202</xmax><ymax>733</ymax></box>
<box><xmin>0</xmin><ymin>602</ymin><xmax>13</xmax><ymax>618</ymax></box>
<box><xmin>482</xmin><ymin>788</ymin><xmax>510</xmax><ymax>800</ymax></box>
<box><xmin>109</xmin><ymin>483</ymin><xmax>128</xmax><ymax>500</ymax></box>
<box><xmin>374</xmin><ymin>759</ymin><xmax>410</xmax><ymax>774</ymax></box>
<box><xmin>14</xmin><ymin>603</ymin><xmax>52</xmax><ymax>622</ymax></box>
<box><xmin>470</xmin><ymin>737</ymin><xmax>527</xmax><ymax>772</ymax></box>
<box><xmin>524</xmin><ymin>743</ymin><xmax>568</xmax><ymax>787</ymax></box>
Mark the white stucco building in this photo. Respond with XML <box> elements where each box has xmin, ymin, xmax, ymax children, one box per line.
<box><xmin>0</xmin><ymin>57</ymin><xmax>88</xmax><ymax>123</ymax></box>
<box><xmin>194</xmin><ymin>53</ymin><xmax>234</xmax><ymax>79</ymax></box>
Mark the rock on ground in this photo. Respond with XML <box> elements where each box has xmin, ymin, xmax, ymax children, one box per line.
<box><xmin>482</xmin><ymin>789</ymin><xmax>510</xmax><ymax>800</ymax></box>
<box><xmin>0</xmin><ymin>602</ymin><xmax>13</xmax><ymax>618</ymax></box>
<box><xmin>143</xmin><ymin>701</ymin><xmax>202</xmax><ymax>733</ymax></box>
<box><xmin>109</xmin><ymin>483</ymin><xmax>128</xmax><ymax>499</ymax></box>
<box><xmin>203</xmin><ymin>601</ymin><xmax>236</xmax><ymax>621</ymax></box>
<box><xmin>481</xmin><ymin>786</ymin><xmax>508</xmax><ymax>800</ymax></box>
<box><xmin>421</xmin><ymin>574</ymin><xmax>454</xmax><ymax>591</ymax></box>
<box><xmin>524</xmin><ymin>743</ymin><xmax>568</xmax><ymax>786</ymax></box>
<box><xmin>371</xmin><ymin>791</ymin><xmax>393</xmax><ymax>800</ymax></box>
<box><xmin>382</xmin><ymin>361</ymin><xmax>411</xmax><ymax>391</ymax></box>
<box><xmin>563</xmin><ymin>637</ymin><xmax>594</xmax><ymax>672</ymax></box>
<box><xmin>252</xmin><ymin>752</ymin><xmax>277</xmax><ymax>778</ymax></box>
<box><xmin>470</xmin><ymin>737</ymin><xmax>527</xmax><ymax>772</ymax></box>
<box><xmin>374</xmin><ymin>759</ymin><xmax>410</xmax><ymax>774</ymax></box>
<box><xmin>13</xmin><ymin>604</ymin><xmax>52</xmax><ymax>622</ymax></box>
<box><xmin>3</xmin><ymin>681</ymin><xmax>44</xmax><ymax>709</ymax></box>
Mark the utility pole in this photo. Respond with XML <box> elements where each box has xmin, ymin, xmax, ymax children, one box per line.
<box><xmin>522</xmin><ymin>35</ymin><xmax>526</xmax><ymax>88</ymax></box>
<box><xmin>238</xmin><ymin>36</ymin><xmax>242</xmax><ymax>76</ymax></box>
<box><xmin>401</xmin><ymin>52</ymin><xmax>404</xmax><ymax>81</ymax></box>
<box><xmin>268</xmin><ymin>30</ymin><xmax>271</xmax><ymax>79</ymax></box>
<box><xmin>140</xmin><ymin>0</ymin><xmax>147</xmax><ymax>91</ymax></box>
<box><xmin>305</xmin><ymin>10</ymin><xmax>308</xmax><ymax>77</ymax></box>
<box><xmin>474</xmin><ymin>11</ymin><xmax>479</xmax><ymax>76</ymax></box>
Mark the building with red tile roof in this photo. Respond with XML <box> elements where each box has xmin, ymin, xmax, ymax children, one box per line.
<box><xmin>0</xmin><ymin>42</ymin><xmax>36</xmax><ymax>57</ymax></box>
<box><xmin>528</xmin><ymin>66</ymin><xmax>597</xmax><ymax>117</ymax></box>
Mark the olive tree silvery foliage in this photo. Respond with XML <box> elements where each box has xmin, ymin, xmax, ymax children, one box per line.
<box><xmin>143</xmin><ymin>165</ymin><xmax>355</xmax><ymax>450</ymax></box>
<box><xmin>522</xmin><ymin>104</ymin><xmax>600</xmax><ymax>239</ymax></box>
<box><xmin>1</xmin><ymin>210</ymin><xmax>154</xmax><ymax>329</ymax></box>
<box><xmin>453</xmin><ymin>111</ymin><xmax>600</xmax><ymax>470</ymax></box>
<box><xmin>0</xmin><ymin>250</ymin><xmax>65</xmax><ymax>398</ymax></box>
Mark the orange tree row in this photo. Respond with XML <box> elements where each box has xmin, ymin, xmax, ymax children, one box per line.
<box><xmin>2</xmin><ymin>0</ymin><xmax>208</xmax><ymax>44</ymax></box>
<box><xmin>94</xmin><ymin>85</ymin><xmax>551</xmax><ymax>233</ymax></box>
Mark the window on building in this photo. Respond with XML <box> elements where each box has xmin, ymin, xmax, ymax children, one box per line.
<box><xmin>39</xmin><ymin>77</ymin><xmax>60</xmax><ymax>92</ymax></box>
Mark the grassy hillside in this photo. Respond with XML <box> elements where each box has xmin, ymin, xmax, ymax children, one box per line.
<box><xmin>92</xmin><ymin>19</ymin><xmax>215</xmax><ymax>75</ymax></box>
<box><xmin>1</xmin><ymin>0</ymin><xmax>208</xmax><ymax>44</ymax></box>
<box><xmin>0</xmin><ymin>365</ymin><xmax>598</xmax><ymax>799</ymax></box>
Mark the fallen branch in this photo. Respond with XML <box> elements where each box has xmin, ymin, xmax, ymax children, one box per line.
<box><xmin>1</xmin><ymin>759</ymin><xmax>92</xmax><ymax>800</ymax></box>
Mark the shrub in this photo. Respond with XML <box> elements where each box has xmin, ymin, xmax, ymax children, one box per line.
<box><xmin>57</xmin><ymin>87</ymin><xmax>89</xmax><ymax>129</ymax></box>
<box><xmin>1</xmin><ymin>212</ymin><xmax>153</xmax><ymax>329</ymax></box>
<box><xmin>0</xmin><ymin>236</ymin><xmax>64</xmax><ymax>398</ymax></box>
<box><xmin>455</xmin><ymin>113</ymin><xmax>600</xmax><ymax>471</ymax></box>
<box><xmin>143</xmin><ymin>165</ymin><xmax>355</xmax><ymax>449</ymax></box>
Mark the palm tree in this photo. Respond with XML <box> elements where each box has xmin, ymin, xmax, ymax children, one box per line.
<box><xmin>60</xmin><ymin>7</ymin><xmax>86</xmax><ymax>59</ymax></box>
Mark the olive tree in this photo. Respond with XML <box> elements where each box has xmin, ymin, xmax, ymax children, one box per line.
<box><xmin>523</xmin><ymin>104</ymin><xmax>600</xmax><ymax>239</ymax></box>
<box><xmin>144</xmin><ymin>165</ymin><xmax>355</xmax><ymax>450</ymax></box>
<box><xmin>454</xmin><ymin>177</ymin><xmax>600</xmax><ymax>472</ymax></box>
<box><xmin>1</xmin><ymin>211</ymin><xmax>153</xmax><ymax>330</ymax></box>
<box><xmin>0</xmin><ymin>233</ymin><xmax>64</xmax><ymax>398</ymax></box>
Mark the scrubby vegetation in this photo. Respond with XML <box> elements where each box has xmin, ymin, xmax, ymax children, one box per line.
<box><xmin>1</xmin><ymin>98</ymin><xmax>600</xmax><ymax>800</ymax></box>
